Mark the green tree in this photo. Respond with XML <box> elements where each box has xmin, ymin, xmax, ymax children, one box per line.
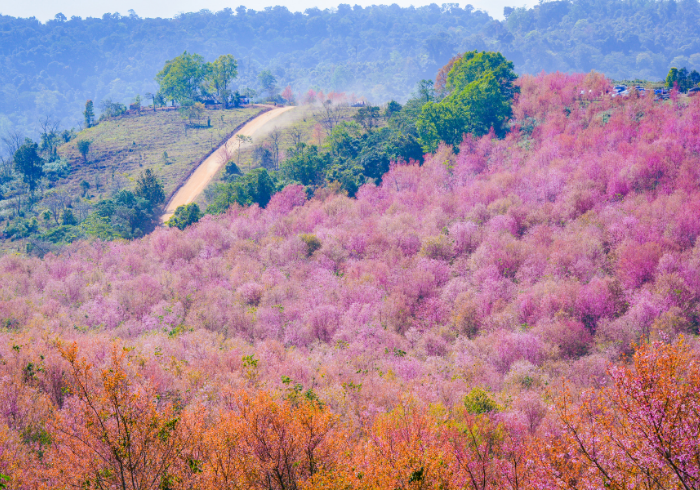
<box><xmin>666</xmin><ymin>66</ymin><xmax>700</xmax><ymax>91</ymax></box>
<box><xmin>135</xmin><ymin>169</ymin><xmax>165</xmax><ymax>206</ymax></box>
<box><xmin>210</xmin><ymin>54</ymin><xmax>238</xmax><ymax>107</ymax></box>
<box><xmin>83</xmin><ymin>100</ymin><xmax>95</xmax><ymax>128</ymax></box>
<box><xmin>245</xmin><ymin>168</ymin><xmax>275</xmax><ymax>207</ymax></box>
<box><xmin>207</xmin><ymin>168</ymin><xmax>275</xmax><ymax>214</ymax></box>
<box><xmin>166</xmin><ymin>203</ymin><xmax>203</xmax><ymax>229</ymax></box>
<box><xmin>417</xmin><ymin>51</ymin><xmax>516</xmax><ymax>153</ymax></box>
<box><xmin>385</xmin><ymin>100</ymin><xmax>402</xmax><ymax>118</ymax></box>
<box><xmin>156</xmin><ymin>52</ymin><xmax>209</xmax><ymax>105</ymax></box>
<box><xmin>131</xmin><ymin>94</ymin><xmax>141</xmax><ymax>112</ymax></box>
<box><xmin>281</xmin><ymin>143</ymin><xmax>331</xmax><ymax>186</ymax></box>
<box><xmin>691</xmin><ymin>70</ymin><xmax>700</xmax><ymax>88</ymax></box>
<box><xmin>327</xmin><ymin>121</ymin><xmax>363</xmax><ymax>158</ymax></box>
<box><xmin>76</xmin><ymin>139</ymin><xmax>91</xmax><ymax>162</ymax></box>
<box><xmin>224</xmin><ymin>160</ymin><xmax>242</xmax><ymax>179</ymax></box>
<box><xmin>100</xmin><ymin>99</ymin><xmax>127</xmax><ymax>118</ymax></box>
<box><xmin>353</xmin><ymin>106</ymin><xmax>381</xmax><ymax>130</ymax></box>
<box><xmin>666</xmin><ymin>67</ymin><xmax>684</xmax><ymax>90</ymax></box>
<box><xmin>464</xmin><ymin>387</ymin><xmax>500</xmax><ymax>414</ymax></box>
<box><xmin>13</xmin><ymin>138</ymin><xmax>44</xmax><ymax>192</ymax></box>
<box><xmin>258</xmin><ymin>70</ymin><xmax>278</xmax><ymax>98</ymax></box>
<box><xmin>446</xmin><ymin>50</ymin><xmax>518</xmax><ymax>98</ymax></box>
<box><xmin>179</xmin><ymin>102</ymin><xmax>206</xmax><ymax>126</ymax></box>
<box><xmin>61</xmin><ymin>208</ymin><xmax>78</xmax><ymax>225</ymax></box>
<box><xmin>416</xmin><ymin>79</ymin><xmax>435</xmax><ymax>102</ymax></box>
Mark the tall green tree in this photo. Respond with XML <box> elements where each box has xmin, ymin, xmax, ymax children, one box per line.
<box><xmin>156</xmin><ymin>52</ymin><xmax>210</xmax><ymax>105</ymax></box>
<box><xmin>258</xmin><ymin>70</ymin><xmax>277</xmax><ymax>98</ymax></box>
<box><xmin>666</xmin><ymin>66</ymin><xmax>700</xmax><ymax>91</ymax></box>
<box><xmin>210</xmin><ymin>54</ymin><xmax>238</xmax><ymax>107</ymax></box>
<box><xmin>445</xmin><ymin>51</ymin><xmax>518</xmax><ymax>98</ymax></box>
<box><xmin>135</xmin><ymin>169</ymin><xmax>165</xmax><ymax>207</ymax></box>
<box><xmin>13</xmin><ymin>138</ymin><xmax>44</xmax><ymax>192</ymax></box>
<box><xmin>83</xmin><ymin>100</ymin><xmax>95</xmax><ymax>128</ymax></box>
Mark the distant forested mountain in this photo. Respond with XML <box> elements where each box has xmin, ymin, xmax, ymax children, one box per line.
<box><xmin>2</xmin><ymin>0</ymin><xmax>700</xmax><ymax>141</ymax></box>
<box><xmin>502</xmin><ymin>0</ymin><xmax>700</xmax><ymax>78</ymax></box>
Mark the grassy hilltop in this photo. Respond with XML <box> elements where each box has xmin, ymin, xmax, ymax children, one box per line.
<box><xmin>58</xmin><ymin>106</ymin><xmax>264</xmax><ymax>200</ymax></box>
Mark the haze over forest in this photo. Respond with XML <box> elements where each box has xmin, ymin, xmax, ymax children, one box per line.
<box><xmin>3</xmin><ymin>0</ymin><xmax>700</xmax><ymax>139</ymax></box>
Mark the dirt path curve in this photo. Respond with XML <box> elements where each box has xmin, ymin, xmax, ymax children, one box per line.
<box><xmin>161</xmin><ymin>105</ymin><xmax>296</xmax><ymax>222</ymax></box>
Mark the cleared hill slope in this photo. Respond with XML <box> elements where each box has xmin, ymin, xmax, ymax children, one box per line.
<box><xmin>58</xmin><ymin>106</ymin><xmax>265</xmax><ymax>199</ymax></box>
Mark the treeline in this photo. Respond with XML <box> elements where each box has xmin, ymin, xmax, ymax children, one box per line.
<box><xmin>0</xmin><ymin>4</ymin><xmax>491</xmax><ymax>139</ymax></box>
<box><xmin>4</xmin><ymin>0</ymin><xmax>700</xmax><ymax>139</ymax></box>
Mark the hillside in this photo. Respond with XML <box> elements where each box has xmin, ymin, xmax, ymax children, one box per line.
<box><xmin>1</xmin><ymin>72</ymin><xmax>699</xmax><ymax>487</ymax></box>
<box><xmin>0</xmin><ymin>105</ymin><xmax>264</xmax><ymax>251</ymax></box>
<box><xmin>57</xmin><ymin>106</ymin><xmax>265</xmax><ymax>199</ymax></box>
<box><xmin>3</xmin><ymin>0</ymin><xmax>700</xmax><ymax>139</ymax></box>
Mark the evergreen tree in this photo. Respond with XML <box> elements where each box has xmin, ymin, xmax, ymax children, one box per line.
<box><xmin>135</xmin><ymin>169</ymin><xmax>165</xmax><ymax>207</ymax></box>
<box><xmin>83</xmin><ymin>100</ymin><xmax>95</xmax><ymax>128</ymax></box>
<box><xmin>13</xmin><ymin>138</ymin><xmax>44</xmax><ymax>192</ymax></box>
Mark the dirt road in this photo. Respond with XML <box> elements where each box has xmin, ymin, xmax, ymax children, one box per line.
<box><xmin>161</xmin><ymin>105</ymin><xmax>296</xmax><ymax>222</ymax></box>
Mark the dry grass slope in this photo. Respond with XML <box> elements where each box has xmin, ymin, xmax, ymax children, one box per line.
<box><xmin>57</xmin><ymin>106</ymin><xmax>264</xmax><ymax>199</ymax></box>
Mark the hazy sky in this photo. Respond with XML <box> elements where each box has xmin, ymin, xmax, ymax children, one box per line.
<box><xmin>1</xmin><ymin>0</ymin><xmax>537</xmax><ymax>22</ymax></box>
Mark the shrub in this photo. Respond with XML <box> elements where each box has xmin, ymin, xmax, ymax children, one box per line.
<box><xmin>464</xmin><ymin>387</ymin><xmax>499</xmax><ymax>414</ymax></box>
<box><xmin>166</xmin><ymin>203</ymin><xmax>202</xmax><ymax>230</ymax></box>
<box><xmin>299</xmin><ymin>233</ymin><xmax>322</xmax><ymax>257</ymax></box>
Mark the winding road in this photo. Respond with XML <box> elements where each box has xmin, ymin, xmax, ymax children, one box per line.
<box><xmin>161</xmin><ymin>105</ymin><xmax>296</xmax><ymax>222</ymax></box>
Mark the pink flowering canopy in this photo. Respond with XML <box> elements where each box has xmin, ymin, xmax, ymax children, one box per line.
<box><xmin>1</xmin><ymin>70</ymin><xmax>700</xmax><ymax>417</ymax></box>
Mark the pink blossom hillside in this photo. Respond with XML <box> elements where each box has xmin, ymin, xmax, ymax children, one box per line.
<box><xmin>2</xmin><ymin>72</ymin><xmax>700</xmax><ymax>414</ymax></box>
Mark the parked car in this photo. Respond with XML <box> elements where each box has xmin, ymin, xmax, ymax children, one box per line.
<box><xmin>654</xmin><ymin>88</ymin><xmax>670</xmax><ymax>100</ymax></box>
<box><xmin>611</xmin><ymin>85</ymin><xmax>629</xmax><ymax>97</ymax></box>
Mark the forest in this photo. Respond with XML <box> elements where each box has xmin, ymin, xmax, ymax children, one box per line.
<box><xmin>2</xmin><ymin>59</ymin><xmax>700</xmax><ymax>486</ymax></box>
<box><xmin>3</xmin><ymin>0</ymin><xmax>700</xmax><ymax>139</ymax></box>
<box><xmin>2</xmin><ymin>0</ymin><xmax>700</xmax><ymax>483</ymax></box>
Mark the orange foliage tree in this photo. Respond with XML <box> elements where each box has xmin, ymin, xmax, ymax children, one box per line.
<box><xmin>49</xmin><ymin>342</ymin><xmax>197</xmax><ymax>490</ymax></box>
<box><xmin>200</xmin><ymin>389</ymin><xmax>344</xmax><ymax>490</ymax></box>
<box><xmin>5</xmin><ymin>338</ymin><xmax>697</xmax><ymax>490</ymax></box>
<box><xmin>541</xmin><ymin>339</ymin><xmax>700</xmax><ymax>489</ymax></box>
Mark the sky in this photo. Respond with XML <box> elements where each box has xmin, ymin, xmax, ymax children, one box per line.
<box><xmin>0</xmin><ymin>0</ymin><xmax>537</xmax><ymax>22</ymax></box>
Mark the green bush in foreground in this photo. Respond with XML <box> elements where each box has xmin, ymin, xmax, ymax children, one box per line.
<box><xmin>166</xmin><ymin>203</ymin><xmax>203</xmax><ymax>230</ymax></box>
